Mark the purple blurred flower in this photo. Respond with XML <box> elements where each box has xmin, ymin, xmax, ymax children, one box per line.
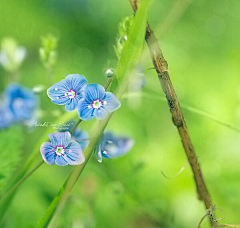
<box><xmin>40</xmin><ymin>131</ymin><xmax>85</xmax><ymax>166</ymax></box>
<box><xmin>77</xmin><ymin>83</ymin><xmax>120</xmax><ymax>121</ymax></box>
<box><xmin>47</xmin><ymin>74</ymin><xmax>87</xmax><ymax>111</ymax></box>
<box><xmin>5</xmin><ymin>83</ymin><xmax>38</xmax><ymax>124</ymax></box>
<box><xmin>96</xmin><ymin>132</ymin><xmax>134</xmax><ymax>162</ymax></box>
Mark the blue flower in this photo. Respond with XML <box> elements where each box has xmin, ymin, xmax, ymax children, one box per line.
<box><xmin>96</xmin><ymin>132</ymin><xmax>134</xmax><ymax>162</ymax></box>
<box><xmin>60</xmin><ymin>121</ymin><xmax>89</xmax><ymax>150</ymax></box>
<box><xmin>77</xmin><ymin>83</ymin><xmax>121</xmax><ymax>121</ymax></box>
<box><xmin>47</xmin><ymin>74</ymin><xmax>88</xmax><ymax>111</ymax></box>
<box><xmin>40</xmin><ymin>131</ymin><xmax>85</xmax><ymax>166</ymax></box>
<box><xmin>0</xmin><ymin>106</ymin><xmax>14</xmax><ymax>129</ymax></box>
<box><xmin>5</xmin><ymin>83</ymin><xmax>38</xmax><ymax>124</ymax></box>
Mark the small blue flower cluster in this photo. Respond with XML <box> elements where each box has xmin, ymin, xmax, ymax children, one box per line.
<box><xmin>41</xmin><ymin>74</ymin><xmax>131</xmax><ymax>167</ymax></box>
<box><xmin>0</xmin><ymin>83</ymin><xmax>38</xmax><ymax>129</ymax></box>
<box><xmin>47</xmin><ymin>74</ymin><xmax>121</xmax><ymax>120</ymax></box>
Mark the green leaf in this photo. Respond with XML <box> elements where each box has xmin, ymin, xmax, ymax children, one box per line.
<box><xmin>111</xmin><ymin>0</ymin><xmax>153</xmax><ymax>95</ymax></box>
<box><xmin>0</xmin><ymin>111</ymin><xmax>77</xmax><ymax>223</ymax></box>
<box><xmin>36</xmin><ymin>1</ymin><xmax>153</xmax><ymax>227</ymax></box>
<box><xmin>0</xmin><ymin>125</ymin><xmax>24</xmax><ymax>197</ymax></box>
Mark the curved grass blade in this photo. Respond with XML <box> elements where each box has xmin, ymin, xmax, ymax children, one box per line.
<box><xmin>36</xmin><ymin>0</ymin><xmax>153</xmax><ymax>227</ymax></box>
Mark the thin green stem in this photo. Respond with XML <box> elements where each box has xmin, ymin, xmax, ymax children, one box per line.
<box><xmin>0</xmin><ymin>161</ymin><xmax>44</xmax><ymax>202</ymax></box>
<box><xmin>70</xmin><ymin>119</ymin><xmax>82</xmax><ymax>134</ymax></box>
<box><xmin>123</xmin><ymin>92</ymin><xmax>240</xmax><ymax>133</ymax></box>
<box><xmin>104</xmin><ymin>77</ymin><xmax>113</xmax><ymax>90</ymax></box>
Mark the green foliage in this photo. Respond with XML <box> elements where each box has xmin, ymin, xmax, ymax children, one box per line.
<box><xmin>111</xmin><ymin>0</ymin><xmax>152</xmax><ymax>94</ymax></box>
<box><xmin>1</xmin><ymin>0</ymin><xmax>240</xmax><ymax>227</ymax></box>
<box><xmin>113</xmin><ymin>15</ymin><xmax>134</xmax><ymax>60</ymax></box>
<box><xmin>0</xmin><ymin>37</ymin><xmax>26</xmax><ymax>73</ymax></box>
<box><xmin>0</xmin><ymin>125</ymin><xmax>24</xmax><ymax>196</ymax></box>
<box><xmin>39</xmin><ymin>34</ymin><xmax>58</xmax><ymax>69</ymax></box>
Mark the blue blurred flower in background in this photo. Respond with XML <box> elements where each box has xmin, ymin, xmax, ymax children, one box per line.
<box><xmin>60</xmin><ymin>121</ymin><xmax>89</xmax><ymax>150</ymax></box>
<box><xmin>47</xmin><ymin>74</ymin><xmax>88</xmax><ymax>111</ymax></box>
<box><xmin>40</xmin><ymin>131</ymin><xmax>85</xmax><ymax>166</ymax></box>
<box><xmin>5</xmin><ymin>83</ymin><xmax>38</xmax><ymax>125</ymax></box>
<box><xmin>78</xmin><ymin>83</ymin><xmax>121</xmax><ymax>121</ymax></box>
<box><xmin>0</xmin><ymin>106</ymin><xmax>14</xmax><ymax>129</ymax></box>
<box><xmin>96</xmin><ymin>132</ymin><xmax>134</xmax><ymax>162</ymax></box>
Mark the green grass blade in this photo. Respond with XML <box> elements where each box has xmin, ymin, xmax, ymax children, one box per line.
<box><xmin>36</xmin><ymin>1</ymin><xmax>153</xmax><ymax>227</ymax></box>
<box><xmin>111</xmin><ymin>0</ymin><xmax>153</xmax><ymax>95</ymax></box>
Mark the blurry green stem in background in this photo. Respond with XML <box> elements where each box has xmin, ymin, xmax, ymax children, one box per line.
<box><xmin>140</xmin><ymin>0</ymin><xmax>193</xmax><ymax>64</ymax></box>
<box><xmin>0</xmin><ymin>160</ymin><xmax>44</xmax><ymax>203</ymax></box>
<box><xmin>123</xmin><ymin>92</ymin><xmax>240</xmax><ymax>134</ymax></box>
<box><xmin>39</xmin><ymin>34</ymin><xmax>58</xmax><ymax>85</ymax></box>
<box><xmin>129</xmin><ymin>0</ymin><xmax>213</xmax><ymax>225</ymax></box>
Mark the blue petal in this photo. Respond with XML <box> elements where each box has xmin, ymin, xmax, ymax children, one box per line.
<box><xmin>117</xmin><ymin>138</ymin><xmax>134</xmax><ymax>155</ymax></box>
<box><xmin>51</xmin><ymin>96</ymin><xmax>70</xmax><ymax>105</ymax></box>
<box><xmin>40</xmin><ymin>142</ymin><xmax>56</xmax><ymax>165</ymax></box>
<box><xmin>5</xmin><ymin>83</ymin><xmax>38</xmax><ymax>122</ymax></box>
<box><xmin>65</xmin><ymin>74</ymin><xmax>88</xmax><ymax>92</ymax></box>
<box><xmin>100</xmin><ymin>133</ymin><xmax>134</xmax><ymax>159</ymax></box>
<box><xmin>102</xmin><ymin>143</ymin><xmax>119</xmax><ymax>158</ymax></box>
<box><xmin>93</xmin><ymin>107</ymin><xmax>109</xmax><ymax>120</ymax></box>
<box><xmin>0</xmin><ymin>107</ymin><xmax>14</xmax><ymax>129</ymax></box>
<box><xmin>72</xmin><ymin>129</ymin><xmax>89</xmax><ymax>150</ymax></box>
<box><xmin>65</xmin><ymin>142</ymin><xmax>85</xmax><ymax>165</ymax></box>
<box><xmin>77</xmin><ymin>99</ymin><xmax>94</xmax><ymax>121</ymax></box>
<box><xmin>47</xmin><ymin>79</ymin><xmax>69</xmax><ymax>104</ymax></box>
<box><xmin>49</xmin><ymin>131</ymin><xmax>71</xmax><ymax>147</ymax></box>
<box><xmin>65</xmin><ymin>95</ymin><xmax>81</xmax><ymax>111</ymax></box>
<box><xmin>84</xmin><ymin>84</ymin><xmax>105</xmax><ymax>103</ymax></box>
<box><xmin>96</xmin><ymin>142</ymin><xmax>102</xmax><ymax>163</ymax></box>
<box><xmin>102</xmin><ymin>92</ymin><xmax>121</xmax><ymax>112</ymax></box>
<box><xmin>55</xmin><ymin>155</ymin><xmax>68</xmax><ymax>166</ymax></box>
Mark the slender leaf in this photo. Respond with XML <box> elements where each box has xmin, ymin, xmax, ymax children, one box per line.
<box><xmin>36</xmin><ymin>0</ymin><xmax>153</xmax><ymax>227</ymax></box>
<box><xmin>111</xmin><ymin>0</ymin><xmax>152</xmax><ymax>95</ymax></box>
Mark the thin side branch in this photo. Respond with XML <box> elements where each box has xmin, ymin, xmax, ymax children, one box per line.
<box><xmin>129</xmin><ymin>0</ymin><xmax>212</xmax><ymax>211</ymax></box>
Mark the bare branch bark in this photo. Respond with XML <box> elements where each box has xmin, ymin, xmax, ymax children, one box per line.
<box><xmin>129</xmin><ymin>0</ymin><xmax>212</xmax><ymax>213</ymax></box>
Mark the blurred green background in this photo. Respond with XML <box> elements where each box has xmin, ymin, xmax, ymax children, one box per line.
<box><xmin>0</xmin><ymin>0</ymin><xmax>240</xmax><ymax>227</ymax></box>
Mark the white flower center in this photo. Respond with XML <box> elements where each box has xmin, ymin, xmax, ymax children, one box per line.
<box><xmin>92</xmin><ymin>99</ymin><xmax>103</xmax><ymax>109</ymax></box>
<box><xmin>66</xmin><ymin>89</ymin><xmax>76</xmax><ymax>99</ymax></box>
<box><xmin>55</xmin><ymin>146</ymin><xmax>65</xmax><ymax>155</ymax></box>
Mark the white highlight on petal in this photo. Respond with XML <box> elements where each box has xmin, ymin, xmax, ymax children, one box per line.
<box><xmin>55</xmin><ymin>88</ymin><xmax>58</xmax><ymax>91</ymax></box>
<box><xmin>88</xmin><ymin>105</ymin><xmax>91</xmax><ymax>109</ymax></box>
<box><xmin>103</xmin><ymin>101</ymin><xmax>107</xmax><ymax>105</ymax></box>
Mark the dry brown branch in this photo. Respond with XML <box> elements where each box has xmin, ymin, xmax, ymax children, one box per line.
<box><xmin>129</xmin><ymin>0</ymin><xmax>213</xmax><ymax>219</ymax></box>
